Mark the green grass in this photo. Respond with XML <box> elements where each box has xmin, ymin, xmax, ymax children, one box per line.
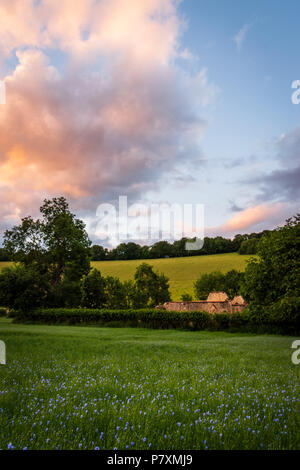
<box><xmin>92</xmin><ymin>252</ymin><xmax>250</xmax><ymax>300</ymax></box>
<box><xmin>0</xmin><ymin>253</ymin><xmax>251</xmax><ymax>300</ymax></box>
<box><xmin>0</xmin><ymin>317</ymin><xmax>299</xmax><ymax>450</ymax></box>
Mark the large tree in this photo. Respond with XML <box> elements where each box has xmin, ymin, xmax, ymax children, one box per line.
<box><xmin>4</xmin><ymin>197</ymin><xmax>91</xmax><ymax>285</ymax></box>
<box><xmin>241</xmin><ymin>215</ymin><xmax>300</xmax><ymax>308</ymax></box>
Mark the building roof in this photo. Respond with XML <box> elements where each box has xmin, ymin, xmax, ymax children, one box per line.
<box><xmin>207</xmin><ymin>292</ymin><xmax>229</xmax><ymax>302</ymax></box>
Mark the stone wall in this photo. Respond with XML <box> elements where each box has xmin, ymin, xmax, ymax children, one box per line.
<box><xmin>162</xmin><ymin>293</ymin><xmax>247</xmax><ymax>314</ymax></box>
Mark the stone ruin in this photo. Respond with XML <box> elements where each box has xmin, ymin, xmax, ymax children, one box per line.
<box><xmin>159</xmin><ymin>291</ymin><xmax>247</xmax><ymax>314</ymax></box>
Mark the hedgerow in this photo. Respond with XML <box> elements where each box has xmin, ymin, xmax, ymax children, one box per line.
<box><xmin>8</xmin><ymin>307</ymin><xmax>300</xmax><ymax>335</ymax></box>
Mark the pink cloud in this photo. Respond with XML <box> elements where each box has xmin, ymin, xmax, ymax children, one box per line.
<box><xmin>206</xmin><ymin>203</ymin><xmax>285</xmax><ymax>237</ymax></box>
<box><xmin>0</xmin><ymin>1</ymin><xmax>216</xmax><ymax>234</ymax></box>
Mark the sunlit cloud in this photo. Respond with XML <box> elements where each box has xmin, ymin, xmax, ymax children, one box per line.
<box><xmin>0</xmin><ymin>0</ymin><xmax>216</xmax><ymax>234</ymax></box>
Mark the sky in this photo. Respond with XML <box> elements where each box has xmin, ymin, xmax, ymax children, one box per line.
<box><xmin>0</xmin><ymin>0</ymin><xmax>299</xmax><ymax>246</ymax></box>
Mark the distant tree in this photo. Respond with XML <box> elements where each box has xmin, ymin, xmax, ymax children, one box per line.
<box><xmin>194</xmin><ymin>271</ymin><xmax>225</xmax><ymax>300</ymax></box>
<box><xmin>181</xmin><ymin>293</ymin><xmax>193</xmax><ymax>301</ymax></box>
<box><xmin>134</xmin><ymin>263</ymin><xmax>171</xmax><ymax>307</ymax></box>
<box><xmin>194</xmin><ymin>269</ymin><xmax>244</xmax><ymax>300</ymax></box>
<box><xmin>149</xmin><ymin>241</ymin><xmax>173</xmax><ymax>259</ymax></box>
<box><xmin>172</xmin><ymin>238</ymin><xmax>189</xmax><ymax>257</ymax></box>
<box><xmin>231</xmin><ymin>234</ymin><xmax>248</xmax><ymax>252</ymax></box>
<box><xmin>81</xmin><ymin>269</ymin><xmax>106</xmax><ymax>308</ymax></box>
<box><xmin>111</xmin><ymin>242</ymin><xmax>143</xmax><ymax>260</ymax></box>
<box><xmin>238</xmin><ymin>238</ymin><xmax>259</xmax><ymax>255</ymax></box>
<box><xmin>91</xmin><ymin>245</ymin><xmax>107</xmax><ymax>261</ymax></box>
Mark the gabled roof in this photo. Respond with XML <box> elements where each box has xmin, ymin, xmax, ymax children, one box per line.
<box><xmin>207</xmin><ymin>292</ymin><xmax>229</xmax><ymax>302</ymax></box>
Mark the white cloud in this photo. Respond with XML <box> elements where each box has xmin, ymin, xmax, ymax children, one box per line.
<box><xmin>234</xmin><ymin>23</ymin><xmax>252</xmax><ymax>52</ymax></box>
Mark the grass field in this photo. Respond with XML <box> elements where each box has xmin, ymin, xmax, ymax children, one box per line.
<box><xmin>91</xmin><ymin>253</ymin><xmax>251</xmax><ymax>300</ymax></box>
<box><xmin>0</xmin><ymin>317</ymin><xmax>299</xmax><ymax>450</ymax></box>
<box><xmin>0</xmin><ymin>253</ymin><xmax>251</xmax><ymax>300</ymax></box>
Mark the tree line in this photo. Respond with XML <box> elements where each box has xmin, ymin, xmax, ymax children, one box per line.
<box><xmin>90</xmin><ymin>231</ymin><xmax>270</xmax><ymax>261</ymax></box>
<box><xmin>0</xmin><ymin>226</ymin><xmax>271</xmax><ymax>262</ymax></box>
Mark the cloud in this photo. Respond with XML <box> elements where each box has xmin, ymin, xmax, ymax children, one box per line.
<box><xmin>234</xmin><ymin>23</ymin><xmax>252</xmax><ymax>51</ymax></box>
<box><xmin>244</xmin><ymin>127</ymin><xmax>300</xmax><ymax>203</ymax></box>
<box><xmin>0</xmin><ymin>0</ymin><xmax>216</xmax><ymax>236</ymax></box>
<box><xmin>207</xmin><ymin>203</ymin><xmax>286</xmax><ymax>237</ymax></box>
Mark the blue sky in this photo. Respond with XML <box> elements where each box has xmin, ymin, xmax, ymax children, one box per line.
<box><xmin>150</xmin><ymin>0</ymin><xmax>300</xmax><ymax>229</ymax></box>
<box><xmin>0</xmin><ymin>0</ymin><xmax>299</xmax><ymax>244</ymax></box>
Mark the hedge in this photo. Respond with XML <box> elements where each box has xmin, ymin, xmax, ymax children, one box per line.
<box><xmin>8</xmin><ymin>307</ymin><xmax>300</xmax><ymax>335</ymax></box>
<box><xmin>0</xmin><ymin>308</ymin><xmax>7</xmax><ymax>317</ymax></box>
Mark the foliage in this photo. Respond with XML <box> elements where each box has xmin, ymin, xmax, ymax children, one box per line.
<box><xmin>89</xmin><ymin>229</ymin><xmax>273</xmax><ymax>262</ymax></box>
<box><xmin>180</xmin><ymin>293</ymin><xmax>193</xmax><ymax>301</ymax></box>
<box><xmin>80</xmin><ymin>269</ymin><xmax>106</xmax><ymax>308</ymax></box>
<box><xmin>3</xmin><ymin>197</ymin><xmax>91</xmax><ymax>285</ymax></box>
<box><xmin>194</xmin><ymin>269</ymin><xmax>245</xmax><ymax>300</ymax></box>
<box><xmin>103</xmin><ymin>275</ymin><xmax>127</xmax><ymax>309</ymax></box>
<box><xmin>241</xmin><ymin>215</ymin><xmax>300</xmax><ymax>310</ymax></box>
<box><xmin>238</xmin><ymin>237</ymin><xmax>259</xmax><ymax>254</ymax></box>
<box><xmin>134</xmin><ymin>263</ymin><xmax>171</xmax><ymax>307</ymax></box>
<box><xmin>0</xmin><ymin>248</ymin><xmax>10</xmax><ymax>261</ymax></box>
<box><xmin>194</xmin><ymin>271</ymin><xmax>225</xmax><ymax>299</ymax></box>
<box><xmin>8</xmin><ymin>307</ymin><xmax>299</xmax><ymax>335</ymax></box>
<box><xmin>0</xmin><ymin>264</ymin><xmax>49</xmax><ymax>312</ymax></box>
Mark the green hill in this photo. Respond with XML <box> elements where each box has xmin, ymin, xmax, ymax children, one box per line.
<box><xmin>0</xmin><ymin>253</ymin><xmax>252</xmax><ymax>300</ymax></box>
<box><xmin>92</xmin><ymin>252</ymin><xmax>251</xmax><ymax>300</ymax></box>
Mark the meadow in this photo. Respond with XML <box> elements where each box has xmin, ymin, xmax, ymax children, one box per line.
<box><xmin>0</xmin><ymin>317</ymin><xmax>299</xmax><ymax>450</ymax></box>
<box><xmin>91</xmin><ymin>253</ymin><xmax>250</xmax><ymax>300</ymax></box>
<box><xmin>0</xmin><ymin>253</ymin><xmax>250</xmax><ymax>300</ymax></box>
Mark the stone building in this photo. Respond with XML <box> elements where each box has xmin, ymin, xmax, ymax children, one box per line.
<box><xmin>160</xmin><ymin>292</ymin><xmax>247</xmax><ymax>314</ymax></box>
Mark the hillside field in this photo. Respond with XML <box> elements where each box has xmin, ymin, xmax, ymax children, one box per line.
<box><xmin>0</xmin><ymin>253</ymin><xmax>252</xmax><ymax>300</ymax></box>
<box><xmin>91</xmin><ymin>253</ymin><xmax>251</xmax><ymax>300</ymax></box>
<box><xmin>0</xmin><ymin>317</ymin><xmax>299</xmax><ymax>450</ymax></box>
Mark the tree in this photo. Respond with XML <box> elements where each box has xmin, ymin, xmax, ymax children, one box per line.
<box><xmin>181</xmin><ymin>293</ymin><xmax>193</xmax><ymax>301</ymax></box>
<box><xmin>0</xmin><ymin>264</ymin><xmax>49</xmax><ymax>312</ymax></box>
<box><xmin>81</xmin><ymin>269</ymin><xmax>106</xmax><ymax>308</ymax></box>
<box><xmin>104</xmin><ymin>276</ymin><xmax>127</xmax><ymax>309</ymax></box>
<box><xmin>111</xmin><ymin>242</ymin><xmax>143</xmax><ymax>260</ymax></box>
<box><xmin>238</xmin><ymin>238</ymin><xmax>259</xmax><ymax>255</ymax></box>
<box><xmin>223</xmin><ymin>270</ymin><xmax>244</xmax><ymax>298</ymax></box>
<box><xmin>134</xmin><ymin>263</ymin><xmax>171</xmax><ymax>307</ymax></box>
<box><xmin>194</xmin><ymin>269</ymin><xmax>244</xmax><ymax>300</ymax></box>
<box><xmin>241</xmin><ymin>215</ymin><xmax>300</xmax><ymax>309</ymax></box>
<box><xmin>91</xmin><ymin>245</ymin><xmax>107</xmax><ymax>261</ymax></box>
<box><xmin>4</xmin><ymin>197</ymin><xmax>91</xmax><ymax>285</ymax></box>
<box><xmin>149</xmin><ymin>241</ymin><xmax>173</xmax><ymax>259</ymax></box>
<box><xmin>194</xmin><ymin>271</ymin><xmax>225</xmax><ymax>300</ymax></box>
